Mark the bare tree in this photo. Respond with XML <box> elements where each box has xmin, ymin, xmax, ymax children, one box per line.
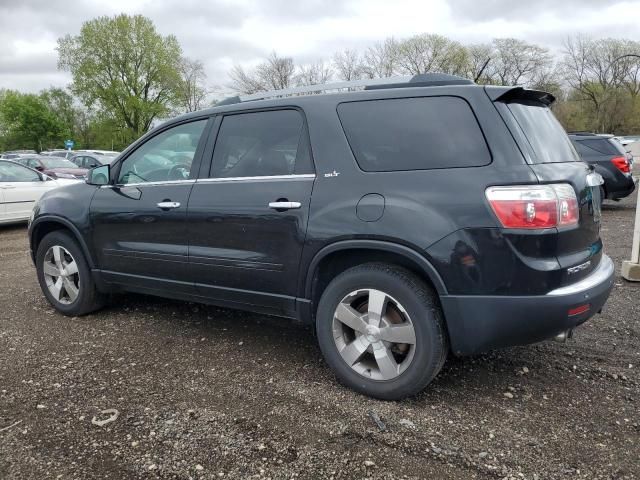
<box><xmin>615</xmin><ymin>40</ymin><xmax>640</xmax><ymax>97</ymax></box>
<box><xmin>489</xmin><ymin>38</ymin><xmax>552</xmax><ymax>86</ymax></box>
<box><xmin>258</xmin><ymin>52</ymin><xmax>295</xmax><ymax>90</ymax></box>
<box><xmin>562</xmin><ymin>36</ymin><xmax>640</xmax><ymax>132</ymax></box>
<box><xmin>395</xmin><ymin>34</ymin><xmax>468</xmax><ymax>76</ymax></box>
<box><xmin>229</xmin><ymin>52</ymin><xmax>296</xmax><ymax>94</ymax></box>
<box><xmin>361</xmin><ymin>38</ymin><xmax>399</xmax><ymax>79</ymax></box>
<box><xmin>295</xmin><ymin>60</ymin><xmax>333</xmax><ymax>86</ymax></box>
<box><xmin>176</xmin><ymin>57</ymin><xmax>209</xmax><ymax>112</ymax></box>
<box><xmin>228</xmin><ymin>65</ymin><xmax>265</xmax><ymax>95</ymax></box>
<box><xmin>333</xmin><ymin>49</ymin><xmax>363</xmax><ymax>81</ymax></box>
<box><xmin>465</xmin><ymin>43</ymin><xmax>494</xmax><ymax>83</ymax></box>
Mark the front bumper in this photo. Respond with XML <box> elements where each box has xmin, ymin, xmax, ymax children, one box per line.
<box><xmin>440</xmin><ymin>255</ymin><xmax>615</xmax><ymax>356</ymax></box>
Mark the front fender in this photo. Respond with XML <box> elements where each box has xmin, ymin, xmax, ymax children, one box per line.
<box><xmin>28</xmin><ymin>182</ymin><xmax>99</xmax><ymax>267</ymax></box>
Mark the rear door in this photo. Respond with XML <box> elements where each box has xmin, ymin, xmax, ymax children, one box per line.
<box><xmin>187</xmin><ymin>109</ymin><xmax>315</xmax><ymax>316</ymax></box>
<box><xmin>496</xmin><ymin>98</ymin><xmax>603</xmax><ymax>282</ymax></box>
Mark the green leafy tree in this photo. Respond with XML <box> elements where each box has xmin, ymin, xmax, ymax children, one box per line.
<box><xmin>39</xmin><ymin>87</ymin><xmax>77</xmax><ymax>140</ymax></box>
<box><xmin>0</xmin><ymin>90</ymin><xmax>65</xmax><ymax>151</ymax></box>
<box><xmin>57</xmin><ymin>14</ymin><xmax>182</xmax><ymax>143</ymax></box>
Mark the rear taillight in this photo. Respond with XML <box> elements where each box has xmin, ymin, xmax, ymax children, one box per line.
<box><xmin>611</xmin><ymin>156</ymin><xmax>630</xmax><ymax>174</ymax></box>
<box><xmin>485</xmin><ymin>184</ymin><xmax>579</xmax><ymax>229</ymax></box>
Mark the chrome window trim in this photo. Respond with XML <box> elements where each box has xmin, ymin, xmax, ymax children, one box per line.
<box><xmin>196</xmin><ymin>174</ymin><xmax>316</xmax><ymax>184</ymax></box>
<box><xmin>105</xmin><ymin>179</ymin><xmax>197</xmax><ymax>188</ymax></box>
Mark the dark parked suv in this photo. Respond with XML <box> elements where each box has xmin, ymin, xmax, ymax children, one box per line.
<box><xmin>569</xmin><ymin>132</ymin><xmax>636</xmax><ymax>201</ymax></box>
<box><xmin>29</xmin><ymin>74</ymin><xmax>615</xmax><ymax>399</ymax></box>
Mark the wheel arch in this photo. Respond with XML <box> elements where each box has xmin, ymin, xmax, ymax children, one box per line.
<box><xmin>303</xmin><ymin>240</ymin><xmax>448</xmax><ymax>322</ymax></box>
<box><xmin>30</xmin><ymin>216</ymin><xmax>96</xmax><ymax>269</ymax></box>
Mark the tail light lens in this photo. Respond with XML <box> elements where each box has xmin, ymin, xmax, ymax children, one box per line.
<box><xmin>611</xmin><ymin>156</ymin><xmax>630</xmax><ymax>174</ymax></box>
<box><xmin>485</xmin><ymin>184</ymin><xmax>579</xmax><ymax>229</ymax></box>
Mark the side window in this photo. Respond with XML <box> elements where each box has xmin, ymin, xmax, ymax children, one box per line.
<box><xmin>0</xmin><ymin>162</ymin><xmax>41</xmax><ymax>182</ymax></box>
<box><xmin>210</xmin><ymin>110</ymin><xmax>312</xmax><ymax>178</ymax></box>
<box><xmin>337</xmin><ymin>97</ymin><xmax>491</xmax><ymax>171</ymax></box>
<box><xmin>117</xmin><ymin>120</ymin><xmax>207</xmax><ymax>185</ymax></box>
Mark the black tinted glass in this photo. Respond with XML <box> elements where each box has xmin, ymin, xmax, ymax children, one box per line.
<box><xmin>211</xmin><ymin>110</ymin><xmax>310</xmax><ymax>178</ymax></box>
<box><xmin>507</xmin><ymin>101</ymin><xmax>580</xmax><ymax>164</ymax></box>
<box><xmin>337</xmin><ymin>96</ymin><xmax>491</xmax><ymax>172</ymax></box>
<box><xmin>580</xmin><ymin>138</ymin><xmax>624</xmax><ymax>156</ymax></box>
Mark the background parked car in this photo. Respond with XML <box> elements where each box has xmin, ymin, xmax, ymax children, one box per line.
<box><xmin>81</xmin><ymin>149</ymin><xmax>120</xmax><ymax>156</ymax></box>
<box><xmin>70</xmin><ymin>153</ymin><xmax>118</xmax><ymax>169</ymax></box>
<box><xmin>40</xmin><ymin>150</ymin><xmax>75</xmax><ymax>160</ymax></box>
<box><xmin>0</xmin><ymin>160</ymin><xmax>77</xmax><ymax>224</ymax></box>
<box><xmin>13</xmin><ymin>155</ymin><xmax>88</xmax><ymax>180</ymax></box>
<box><xmin>613</xmin><ymin>135</ymin><xmax>639</xmax><ymax>147</ymax></box>
<box><xmin>569</xmin><ymin>132</ymin><xmax>636</xmax><ymax>201</ymax></box>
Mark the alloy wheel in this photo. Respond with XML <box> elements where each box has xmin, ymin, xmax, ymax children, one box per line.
<box><xmin>43</xmin><ymin>245</ymin><xmax>80</xmax><ymax>305</ymax></box>
<box><xmin>332</xmin><ymin>289</ymin><xmax>417</xmax><ymax>381</ymax></box>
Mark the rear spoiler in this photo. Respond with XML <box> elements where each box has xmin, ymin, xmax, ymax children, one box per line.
<box><xmin>484</xmin><ymin>86</ymin><xmax>555</xmax><ymax>106</ymax></box>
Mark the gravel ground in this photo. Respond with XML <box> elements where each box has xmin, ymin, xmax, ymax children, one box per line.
<box><xmin>0</xmin><ymin>191</ymin><xmax>639</xmax><ymax>480</ymax></box>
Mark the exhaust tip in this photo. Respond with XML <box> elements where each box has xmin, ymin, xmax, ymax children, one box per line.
<box><xmin>553</xmin><ymin>329</ymin><xmax>573</xmax><ymax>343</ymax></box>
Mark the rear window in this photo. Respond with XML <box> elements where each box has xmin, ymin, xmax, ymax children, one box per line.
<box><xmin>337</xmin><ymin>96</ymin><xmax>491</xmax><ymax>172</ymax></box>
<box><xmin>507</xmin><ymin>101</ymin><xmax>580</xmax><ymax>164</ymax></box>
<box><xmin>578</xmin><ymin>138</ymin><xmax>625</xmax><ymax>156</ymax></box>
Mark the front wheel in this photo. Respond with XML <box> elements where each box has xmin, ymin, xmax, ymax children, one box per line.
<box><xmin>316</xmin><ymin>263</ymin><xmax>448</xmax><ymax>400</ymax></box>
<box><xmin>36</xmin><ymin>231</ymin><xmax>105</xmax><ymax>316</ymax></box>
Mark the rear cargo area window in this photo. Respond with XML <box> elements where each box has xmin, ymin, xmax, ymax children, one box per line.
<box><xmin>337</xmin><ymin>97</ymin><xmax>491</xmax><ymax>172</ymax></box>
<box><xmin>506</xmin><ymin>102</ymin><xmax>580</xmax><ymax>164</ymax></box>
<box><xmin>578</xmin><ymin>138</ymin><xmax>624</xmax><ymax>156</ymax></box>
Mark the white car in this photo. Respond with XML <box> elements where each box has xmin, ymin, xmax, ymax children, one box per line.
<box><xmin>0</xmin><ymin>160</ymin><xmax>79</xmax><ymax>225</ymax></box>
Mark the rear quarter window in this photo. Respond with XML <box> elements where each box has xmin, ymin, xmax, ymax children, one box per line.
<box><xmin>337</xmin><ymin>96</ymin><xmax>491</xmax><ymax>172</ymax></box>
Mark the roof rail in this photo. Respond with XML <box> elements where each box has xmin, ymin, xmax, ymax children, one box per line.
<box><xmin>218</xmin><ymin>73</ymin><xmax>475</xmax><ymax>105</ymax></box>
<box><xmin>240</xmin><ymin>76</ymin><xmax>412</xmax><ymax>102</ymax></box>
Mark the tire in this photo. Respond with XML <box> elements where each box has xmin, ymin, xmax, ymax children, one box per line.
<box><xmin>316</xmin><ymin>263</ymin><xmax>448</xmax><ymax>400</ymax></box>
<box><xmin>35</xmin><ymin>230</ymin><xmax>106</xmax><ymax>316</ymax></box>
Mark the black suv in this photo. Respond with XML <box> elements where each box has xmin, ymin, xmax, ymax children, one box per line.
<box><xmin>29</xmin><ymin>74</ymin><xmax>615</xmax><ymax>400</ymax></box>
<box><xmin>569</xmin><ymin>132</ymin><xmax>636</xmax><ymax>201</ymax></box>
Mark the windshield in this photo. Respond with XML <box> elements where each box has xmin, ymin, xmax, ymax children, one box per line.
<box><xmin>41</xmin><ymin>158</ymin><xmax>77</xmax><ymax>169</ymax></box>
<box><xmin>507</xmin><ymin>101</ymin><xmax>580</xmax><ymax>164</ymax></box>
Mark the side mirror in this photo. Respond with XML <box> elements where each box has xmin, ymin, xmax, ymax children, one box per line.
<box><xmin>87</xmin><ymin>164</ymin><xmax>110</xmax><ymax>186</ymax></box>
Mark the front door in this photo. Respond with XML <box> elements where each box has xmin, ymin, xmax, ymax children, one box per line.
<box><xmin>187</xmin><ymin>109</ymin><xmax>315</xmax><ymax>316</ymax></box>
<box><xmin>90</xmin><ymin>118</ymin><xmax>210</xmax><ymax>293</ymax></box>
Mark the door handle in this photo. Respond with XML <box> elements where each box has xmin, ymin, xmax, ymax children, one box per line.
<box><xmin>0</xmin><ymin>185</ymin><xmax>16</xmax><ymax>189</ymax></box>
<box><xmin>268</xmin><ymin>201</ymin><xmax>301</xmax><ymax>210</ymax></box>
<box><xmin>157</xmin><ymin>201</ymin><xmax>181</xmax><ymax>210</ymax></box>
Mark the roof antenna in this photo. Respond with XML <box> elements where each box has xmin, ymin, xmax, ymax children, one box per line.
<box><xmin>474</xmin><ymin>57</ymin><xmax>491</xmax><ymax>83</ymax></box>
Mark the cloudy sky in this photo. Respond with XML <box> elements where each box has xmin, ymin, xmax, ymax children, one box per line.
<box><xmin>1</xmin><ymin>0</ymin><xmax>639</xmax><ymax>96</ymax></box>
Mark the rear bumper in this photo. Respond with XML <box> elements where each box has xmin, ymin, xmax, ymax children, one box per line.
<box><xmin>607</xmin><ymin>175</ymin><xmax>636</xmax><ymax>199</ymax></box>
<box><xmin>440</xmin><ymin>255</ymin><xmax>615</xmax><ymax>356</ymax></box>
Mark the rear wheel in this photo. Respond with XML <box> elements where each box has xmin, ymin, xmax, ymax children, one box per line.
<box><xmin>316</xmin><ymin>263</ymin><xmax>448</xmax><ymax>400</ymax></box>
<box><xmin>36</xmin><ymin>231</ymin><xmax>105</xmax><ymax>316</ymax></box>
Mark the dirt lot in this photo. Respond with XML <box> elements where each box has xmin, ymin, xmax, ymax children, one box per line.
<box><xmin>1</xmin><ymin>193</ymin><xmax>639</xmax><ymax>480</ymax></box>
